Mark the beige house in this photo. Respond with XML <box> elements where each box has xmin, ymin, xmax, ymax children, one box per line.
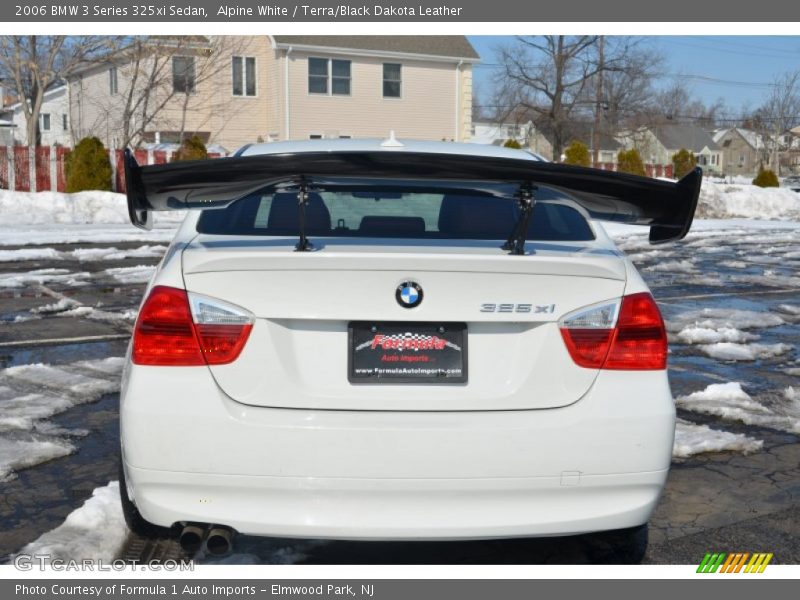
<box><xmin>712</xmin><ymin>128</ymin><xmax>764</xmax><ymax>177</ymax></box>
<box><xmin>67</xmin><ymin>36</ymin><xmax>477</xmax><ymax>152</ymax></box>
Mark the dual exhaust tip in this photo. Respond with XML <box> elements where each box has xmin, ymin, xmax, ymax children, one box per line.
<box><xmin>179</xmin><ymin>524</ymin><xmax>235</xmax><ymax>556</ymax></box>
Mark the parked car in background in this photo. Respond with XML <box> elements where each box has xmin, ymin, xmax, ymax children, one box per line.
<box><xmin>781</xmin><ymin>175</ymin><xmax>800</xmax><ymax>192</ymax></box>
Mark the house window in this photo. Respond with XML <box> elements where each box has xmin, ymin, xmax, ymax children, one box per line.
<box><xmin>40</xmin><ymin>113</ymin><xmax>50</xmax><ymax>131</ymax></box>
<box><xmin>383</xmin><ymin>63</ymin><xmax>401</xmax><ymax>98</ymax></box>
<box><xmin>309</xmin><ymin>134</ymin><xmax>323</xmax><ymax>139</ymax></box>
<box><xmin>62</xmin><ymin>114</ymin><xmax>68</xmax><ymax>131</ymax></box>
<box><xmin>308</xmin><ymin>58</ymin><xmax>351</xmax><ymax>96</ymax></box>
<box><xmin>109</xmin><ymin>67</ymin><xmax>118</xmax><ymax>95</ymax></box>
<box><xmin>173</xmin><ymin>56</ymin><xmax>196</xmax><ymax>93</ymax></box>
<box><xmin>232</xmin><ymin>56</ymin><xmax>256</xmax><ymax>96</ymax></box>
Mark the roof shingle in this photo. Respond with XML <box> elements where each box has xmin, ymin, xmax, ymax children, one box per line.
<box><xmin>272</xmin><ymin>36</ymin><xmax>479</xmax><ymax>60</ymax></box>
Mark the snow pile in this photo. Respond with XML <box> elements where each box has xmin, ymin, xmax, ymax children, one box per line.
<box><xmin>696</xmin><ymin>179</ymin><xmax>800</xmax><ymax>221</ymax></box>
<box><xmin>104</xmin><ymin>265</ymin><xmax>157</xmax><ymax>284</ymax></box>
<box><xmin>666</xmin><ymin>308</ymin><xmax>785</xmax><ymax>333</ymax></box>
<box><xmin>0</xmin><ymin>248</ymin><xmax>63</xmax><ymax>262</ymax></box>
<box><xmin>644</xmin><ymin>259</ymin><xmax>698</xmax><ymax>273</ymax></box>
<box><xmin>0</xmin><ymin>268</ymin><xmax>91</xmax><ymax>288</ymax></box>
<box><xmin>0</xmin><ymin>227</ymin><xmax>177</xmax><ymax>247</ymax></box>
<box><xmin>0</xmin><ymin>358</ymin><xmax>123</xmax><ymax>481</ymax></box>
<box><xmin>674</xmin><ymin>326</ymin><xmax>759</xmax><ymax>345</ymax></box>
<box><xmin>676</xmin><ymin>382</ymin><xmax>800</xmax><ymax>434</ymax></box>
<box><xmin>673</xmin><ymin>419</ymin><xmax>763</xmax><ymax>458</ymax></box>
<box><xmin>698</xmin><ymin>342</ymin><xmax>793</xmax><ymax>361</ymax></box>
<box><xmin>0</xmin><ymin>190</ymin><xmax>184</xmax><ymax>227</ymax></box>
<box><xmin>0</xmin><ymin>437</ymin><xmax>76</xmax><ymax>483</ymax></box>
<box><xmin>718</xmin><ymin>260</ymin><xmax>748</xmax><ymax>269</ymax></box>
<box><xmin>59</xmin><ymin>307</ymin><xmax>138</xmax><ymax>322</ymax></box>
<box><xmin>777</xmin><ymin>304</ymin><xmax>800</xmax><ymax>316</ymax></box>
<box><xmin>30</xmin><ymin>297</ymin><xmax>81</xmax><ymax>315</ymax></box>
<box><xmin>70</xmin><ymin>245</ymin><xmax>167</xmax><ymax>262</ymax></box>
<box><xmin>0</xmin><ymin>245</ymin><xmax>168</xmax><ymax>263</ymax></box>
<box><xmin>14</xmin><ymin>481</ymin><xmax>128</xmax><ymax>561</ymax></box>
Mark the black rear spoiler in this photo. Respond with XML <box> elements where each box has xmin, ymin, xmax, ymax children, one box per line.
<box><xmin>124</xmin><ymin>149</ymin><xmax>701</xmax><ymax>244</ymax></box>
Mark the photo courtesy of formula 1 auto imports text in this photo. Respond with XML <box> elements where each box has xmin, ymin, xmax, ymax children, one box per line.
<box><xmin>0</xmin><ymin>0</ymin><xmax>799</xmax><ymax>597</ymax></box>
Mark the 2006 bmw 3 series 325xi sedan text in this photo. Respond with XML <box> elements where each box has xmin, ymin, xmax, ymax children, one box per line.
<box><xmin>119</xmin><ymin>138</ymin><xmax>701</xmax><ymax>559</ymax></box>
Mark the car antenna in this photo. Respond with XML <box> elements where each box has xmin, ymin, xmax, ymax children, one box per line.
<box><xmin>502</xmin><ymin>182</ymin><xmax>537</xmax><ymax>256</ymax></box>
<box><xmin>295</xmin><ymin>177</ymin><xmax>313</xmax><ymax>252</ymax></box>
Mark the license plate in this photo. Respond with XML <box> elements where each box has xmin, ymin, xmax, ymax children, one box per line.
<box><xmin>348</xmin><ymin>322</ymin><xmax>467</xmax><ymax>384</ymax></box>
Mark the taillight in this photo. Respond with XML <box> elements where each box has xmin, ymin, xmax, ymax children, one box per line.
<box><xmin>559</xmin><ymin>292</ymin><xmax>667</xmax><ymax>370</ymax></box>
<box><xmin>559</xmin><ymin>299</ymin><xmax>619</xmax><ymax>369</ymax></box>
<box><xmin>132</xmin><ymin>286</ymin><xmax>253</xmax><ymax>366</ymax></box>
<box><xmin>188</xmin><ymin>291</ymin><xmax>254</xmax><ymax>365</ymax></box>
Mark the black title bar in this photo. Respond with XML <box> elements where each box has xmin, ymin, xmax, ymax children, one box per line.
<box><xmin>4</xmin><ymin>0</ymin><xmax>800</xmax><ymax>21</ymax></box>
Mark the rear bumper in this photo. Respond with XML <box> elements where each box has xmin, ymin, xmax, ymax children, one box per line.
<box><xmin>124</xmin><ymin>466</ymin><xmax>668</xmax><ymax>540</ymax></box>
<box><xmin>121</xmin><ymin>366</ymin><xmax>675</xmax><ymax>539</ymax></box>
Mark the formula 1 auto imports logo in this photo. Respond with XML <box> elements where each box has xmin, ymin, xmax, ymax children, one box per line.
<box><xmin>696</xmin><ymin>552</ymin><xmax>773</xmax><ymax>573</ymax></box>
<box><xmin>355</xmin><ymin>332</ymin><xmax>462</xmax><ymax>352</ymax></box>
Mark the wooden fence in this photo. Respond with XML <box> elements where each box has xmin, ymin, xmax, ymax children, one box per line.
<box><xmin>0</xmin><ymin>146</ymin><xmax>225</xmax><ymax>193</ymax></box>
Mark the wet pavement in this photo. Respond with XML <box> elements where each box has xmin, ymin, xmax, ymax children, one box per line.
<box><xmin>0</xmin><ymin>225</ymin><xmax>798</xmax><ymax>564</ymax></box>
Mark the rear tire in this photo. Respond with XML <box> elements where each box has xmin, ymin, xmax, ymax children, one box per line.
<box><xmin>589</xmin><ymin>524</ymin><xmax>649</xmax><ymax>564</ymax></box>
<box><xmin>119</xmin><ymin>459</ymin><xmax>169</xmax><ymax>539</ymax></box>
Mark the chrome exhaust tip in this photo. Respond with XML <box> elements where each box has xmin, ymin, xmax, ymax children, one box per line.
<box><xmin>205</xmin><ymin>527</ymin><xmax>234</xmax><ymax>556</ymax></box>
<box><xmin>178</xmin><ymin>524</ymin><xmax>205</xmax><ymax>554</ymax></box>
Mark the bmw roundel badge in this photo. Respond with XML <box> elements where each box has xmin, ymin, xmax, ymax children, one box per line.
<box><xmin>396</xmin><ymin>281</ymin><xmax>423</xmax><ymax>308</ymax></box>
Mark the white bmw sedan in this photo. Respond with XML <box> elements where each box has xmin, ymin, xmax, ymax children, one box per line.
<box><xmin>118</xmin><ymin>139</ymin><xmax>701</xmax><ymax>559</ymax></box>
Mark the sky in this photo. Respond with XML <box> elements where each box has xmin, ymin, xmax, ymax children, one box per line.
<box><xmin>467</xmin><ymin>36</ymin><xmax>800</xmax><ymax>117</ymax></box>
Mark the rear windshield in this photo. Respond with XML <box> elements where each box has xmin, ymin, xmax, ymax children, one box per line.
<box><xmin>197</xmin><ymin>188</ymin><xmax>595</xmax><ymax>242</ymax></box>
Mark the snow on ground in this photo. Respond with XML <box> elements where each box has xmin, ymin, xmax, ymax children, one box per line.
<box><xmin>698</xmin><ymin>342</ymin><xmax>793</xmax><ymax>361</ymax></box>
<box><xmin>676</xmin><ymin>382</ymin><xmax>800</xmax><ymax>434</ymax></box>
<box><xmin>0</xmin><ymin>190</ymin><xmax>184</xmax><ymax>227</ymax></box>
<box><xmin>0</xmin><ymin>358</ymin><xmax>123</xmax><ymax>481</ymax></box>
<box><xmin>0</xmin><ymin>225</ymin><xmax>177</xmax><ymax>246</ymax></box>
<box><xmin>644</xmin><ymin>259</ymin><xmax>698</xmax><ymax>273</ymax></box>
<box><xmin>69</xmin><ymin>245</ymin><xmax>167</xmax><ymax>261</ymax></box>
<box><xmin>14</xmin><ymin>481</ymin><xmax>128</xmax><ymax>562</ymax></box>
<box><xmin>0</xmin><ymin>191</ymin><xmax>183</xmax><ymax>247</ymax></box>
<box><xmin>12</xmin><ymin>479</ymin><xmax>326</xmax><ymax>564</ymax></box>
<box><xmin>0</xmin><ymin>245</ymin><xmax>168</xmax><ymax>263</ymax></box>
<box><xmin>777</xmin><ymin>304</ymin><xmax>800</xmax><ymax>316</ymax></box>
<box><xmin>673</xmin><ymin>419</ymin><xmax>763</xmax><ymax>459</ymax></box>
<box><xmin>674</xmin><ymin>326</ymin><xmax>759</xmax><ymax>345</ymax></box>
<box><xmin>0</xmin><ymin>248</ymin><xmax>63</xmax><ymax>262</ymax></box>
<box><xmin>0</xmin><ymin>268</ymin><xmax>91</xmax><ymax>288</ymax></box>
<box><xmin>104</xmin><ymin>265</ymin><xmax>157</xmax><ymax>284</ymax></box>
<box><xmin>0</xmin><ymin>437</ymin><xmax>76</xmax><ymax>483</ymax></box>
<box><xmin>696</xmin><ymin>179</ymin><xmax>800</xmax><ymax>221</ymax></box>
<box><xmin>602</xmin><ymin>217</ymin><xmax>800</xmax><ymax>243</ymax></box>
<box><xmin>665</xmin><ymin>308</ymin><xmax>786</xmax><ymax>333</ymax></box>
<box><xmin>60</xmin><ymin>307</ymin><xmax>138</xmax><ymax>322</ymax></box>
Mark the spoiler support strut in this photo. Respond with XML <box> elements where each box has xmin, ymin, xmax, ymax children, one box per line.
<box><xmin>295</xmin><ymin>177</ymin><xmax>313</xmax><ymax>252</ymax></box>
<box><xmin>502</xmin><ymin>182</ymin><xmax>537</xmax><ymax>256</ymax></box>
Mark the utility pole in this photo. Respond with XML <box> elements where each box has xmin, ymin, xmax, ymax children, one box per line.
<box><xmin>593</xmin><ymin>36</ymin><xmax>605</xmax><ymax>167</ymax></box>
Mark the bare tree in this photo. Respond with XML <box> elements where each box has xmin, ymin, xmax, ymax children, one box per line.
<box><xmin>77</xmin><ymin>36</ymin><xmax>253</xmax><ymax>148</ymax></box>
<box><xmin>601</xmin><ymin>46</ymin><xmax>663</xmax><ymax>128</ymax></box>
<box><xmin>0</xmin><ymin>36</ymin><xmax>118</xmax><ymax>145</ymax></box>
<box><xmin>493</xmin><ymin>35</ymin><xmax>644</xmax><ymax>159</ymax></box>
<box><xmin>758</xmin><ymin>70</ymin><xmax>800</xmax><ymax>174</ymax></box>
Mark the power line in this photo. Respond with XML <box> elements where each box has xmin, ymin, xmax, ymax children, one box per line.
<box><xmin>662</xmin><ymin>38</ymin><xmax>800</xmax><ymax>61</ymax></box>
